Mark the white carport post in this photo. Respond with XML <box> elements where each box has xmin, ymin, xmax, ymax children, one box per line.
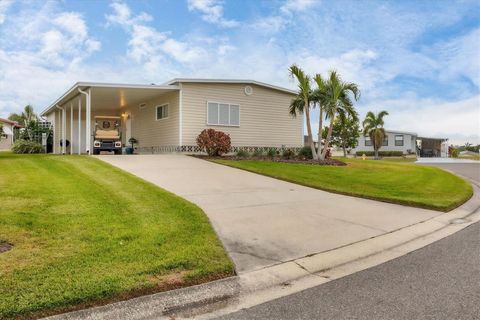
<box><xmin>55</xmin><ymin>104</ymin><xmax>65</xmax><ymax>154</ymax></box>
<box><xmin>70</xmin><ymin>102</ymin><xmax>73</xmax><ymax>155</ymax></box>
<box><xmin>78</xmin><ymin>88</ymin><xmax>92</xmax><ymax>155</ymax></box>
<box><xmin>78</xmin><ymin>97</ymin><xmax>81</xmax><ymax>154</ymax></box>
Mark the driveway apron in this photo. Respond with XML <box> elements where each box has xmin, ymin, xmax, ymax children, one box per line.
<box><xmin>98</xmin><ymin>155</ymin><xmax>441</xmax><ymax>273</ymax></box>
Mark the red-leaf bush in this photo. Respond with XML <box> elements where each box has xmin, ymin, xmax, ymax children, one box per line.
<box><xmin>196</xmin><ymin>129</ymin><xmax>231</xmax><ymax>156</ymax></box>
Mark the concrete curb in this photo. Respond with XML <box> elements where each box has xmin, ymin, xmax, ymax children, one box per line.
<box><xmin>43</xmin><ymin>277</ymin><xmax>240</xmax><ymax>320</ymax></box>
<box><xmin>237</xmin><ymin>181</ymin><xmax>480</xmax><ymax>289</ymax></box>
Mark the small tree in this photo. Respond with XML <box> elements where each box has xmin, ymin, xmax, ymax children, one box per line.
<box><xmin>0</xmin><ymin>123</ymin><xmax>3</xmax><ymax>137</ymax></box>
<box><xmin>323</xmin><ymin>113</ymin><xmax>360</xmax><ymax>157</ymax></box>
<box><xmin>196</xmin><ymin>129</ymin><xmax>231</xmax><ymax>156</ymax></box>
<box><xmin>362</xmin><ymin>111</ymin><xmax>389</xmax><ymax>160</ymax></box>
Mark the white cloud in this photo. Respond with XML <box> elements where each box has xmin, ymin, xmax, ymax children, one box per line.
<box><xmin>0</xmin><ymin>0</ymin><xmax>14</xmax><ymax>24</ymax></box>
<box><xmin>374</xmin><ymin>95</ymin><xmax>480</xmax><ymax>145</ymax></box>
<box><xmin>434</xmin><ymin>28</ymin><xmax>480</xmax><ymax>87</ymax></box>
<box><xmin>187</xmin><ymin>0</ymin><xmax>238</xmax><ymax>28</ymax></box>
<box><xmin>106</xmin><ymin>1</ymin><xmax>223</xmax><ymax>67</ymax></box>
<box><xmin>281</xmin><ymin>0</ymin><xmax>319</xmax><ymax>14</ymax></box>
<box><xmin>0</xmin><ymin>2</ymin><xmax>101</xmax><ymax>117</ymax></box>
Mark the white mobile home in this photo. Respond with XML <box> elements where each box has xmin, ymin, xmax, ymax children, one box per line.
<box><xmin>353</xmin><ymin>130</ymin><xmax>449</xmax><ymax>157</ymax></box>
<box><xmin>40</xmin><ymin>79</ymin><xmax>303</xmax><ymax>154</ymax></box>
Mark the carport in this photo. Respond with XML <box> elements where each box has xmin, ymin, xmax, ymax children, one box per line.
<box><xmin>40</xmin><ymin>82</ymin><xmax>179</xmax><ymax>155</ymax></box>
<box><xmin>417</xmin><ymin>136</ymin><xmax>449</xmax><ymax>157</ymax></box>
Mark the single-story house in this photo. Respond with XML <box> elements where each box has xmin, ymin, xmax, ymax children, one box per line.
<box><xmin>353</xmin><ymin>130</ymin><xmax>449</xmax><ymax>157</ymax></box>
<box><xmin>0</xmin><ymin>118</ymin><xmax>22</xmax><ymax>150</ymax></box>
<box><xmin>40</xmin><ymin>79</ymin><xmax>303</xmax><ymax>155</ymax></box>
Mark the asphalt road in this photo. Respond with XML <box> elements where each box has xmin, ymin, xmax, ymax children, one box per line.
<box><xmin>215</xmin><ymin>163</ymin><xmax>480</xmax><ymax>320</ymax></box>
<box><xmin>421</xmin><ymin>162</ymin><xmax>480</xmax><ymax>184</ymax></box>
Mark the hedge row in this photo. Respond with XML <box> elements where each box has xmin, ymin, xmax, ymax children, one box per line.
<box><xmin>355</xmin><ymin>151</ymin><xmax>404</xmax><ymax>157</ymax></box>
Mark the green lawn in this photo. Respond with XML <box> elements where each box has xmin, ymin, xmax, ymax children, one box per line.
<box><xmin>0</xmin><ymin>153</ymin><xmax>233</xmax><ymax>319</ymax></box>
<box><xmin>212</xmin><ymin>158</ymin><xmax>472</xmax><ymax>211</ymax></box>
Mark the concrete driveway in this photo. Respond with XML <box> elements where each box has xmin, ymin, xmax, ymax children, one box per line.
<box><xmin>98</xmin><ymin>155</ymin><xmax>441</xmax><ymax>273</ymax></box>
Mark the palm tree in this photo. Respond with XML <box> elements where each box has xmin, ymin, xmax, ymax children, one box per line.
<box><xmin>320</xmin><ymin>71</ymin><xmax>360</xmax><ymax>160</ymax></box>
<box><xmin>9</xmin><ymin>105</ymin><xmax>37</xmax><ymax>126</ymax></box>
<box><xmin>312</xmin><ymin>74</ymin><xmax>328</xmax><ymax>160</ymax></box>
<box><xmin>362</xmin><ymin>110</ymin><xmax>389</xmax><ymax>160</ymax></box>
<box><xmin>289</xmin><ymin>65</ymin><xmax>317</xmax><ymax>159</ymax></box>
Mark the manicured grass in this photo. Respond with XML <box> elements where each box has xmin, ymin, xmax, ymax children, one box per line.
<box><xmin>212</xmin><ymin>158</ymin><xmax>472</xmax><ymax>212</ymax></box>
<box><xmin>0</xmin><ymin>153</ymin><xmax>233</xmax><ymax>319</ymax></box>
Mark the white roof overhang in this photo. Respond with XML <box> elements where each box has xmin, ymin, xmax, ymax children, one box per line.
<box><xmin>41</xmin><ymin>82</ymin><xmax>180</xmax><ymax>116</ymax></box>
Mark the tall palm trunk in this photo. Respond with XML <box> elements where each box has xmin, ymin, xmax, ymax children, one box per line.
<box><xmin>316</xmin><ymin>105</ymin><xmax>323</xmax><ymax>161</ymax></box>
<box><xmin>374</xmin><ymin>148</ymin><xmax>379</xmax><ymax>160</ymax></box>
<box><xmin>305</xmin><ymin>101</ymin><xmax>317</xmax><ymax>159</ymax></box>
<box><xmin>321</xmin><ymin>116</ymin><xmax>335</xmax><ymax>160</ymax></box>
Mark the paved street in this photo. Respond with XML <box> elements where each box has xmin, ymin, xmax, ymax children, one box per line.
<box><xmin>215</xmin><ymin>163</ymin><xmax>480</xmax><ymax>320</ymax></box>
<box><xmin>420</xmin><ymin>162</ymin><xmax>480</xmax><ymax>184</ymax></box>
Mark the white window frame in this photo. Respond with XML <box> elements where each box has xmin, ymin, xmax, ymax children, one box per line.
<box><xmin>395</xmin><ymin>135</ymin><xmax>404</xmax><ymax>146</ymax></box>
<box><xmin>206</xmin><ymin>101</ymin><xmax>240</xmax><ymax>127</ymax></box>
<box><xmin>155</xmin><ymin>103</ymin><xmax>169</xmax><ymax>121</ymax></box>
<box><xmin>365</xmin><ymin>136</ymin><xmax>372</xmax><ymax>146</ymax></box>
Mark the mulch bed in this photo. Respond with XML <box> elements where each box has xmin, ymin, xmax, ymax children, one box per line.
<box><xmin>191</xmin><ymin>155</ymin><xmax>347</xmax><ymax>166</ymax></box>
<box><xmin>0</xmin><ymin>242</ymin><xmax>13</xmax><ymax>254</ymax></box>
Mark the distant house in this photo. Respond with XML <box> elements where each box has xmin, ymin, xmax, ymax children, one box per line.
<box><xmin>40</xmin><ymin>79</ymin><xmax>304</xmax><ymax>154</ymax></box>
<box><xmin>0</xmin><ymin>118</ymin><xmax>22</xmax><ymax>150</ymax></box>
<box><xmin>352</xmin><ymin>130</ymin><xmax>449</xmax><ymax>157</ymax></box>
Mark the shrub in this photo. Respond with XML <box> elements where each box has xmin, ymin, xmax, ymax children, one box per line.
<box><xmin>236</xmin><ymin>149</ymin><xmax>249</xmax><ymax>157</ymax></box>
<box><xmin>355</xmin><ymin>151</ymin><xmax>404</xmax><ymax>157</ymax></box>
<box><xmin>451</xmin><ymin>148</ymin><xmax>459</xmax><ymax>158</ymax></box>
<box><xmin>12</xmin><ymin>140</ymin><xmax>44</xmax><ymax>154</ymax></box>
<box><xmin>298</xmin><ymin>146</ymin><xmax>313</xmax><ymax>159</ymax></box>
<box><xmin>266</xmin><ymin>148</ymin><xmax>276</xmax><ymax>158</ymax></box>
<box><xmin>196</xmin><ymin>129</ymin><xmax>231</xmax><ymax>156</ymax></box>
<box><xmin>253</xmin><ymin>149</ymin><xmax>264</xmax><ymax>157</ymax></box>
<box><xmin>282</xmin><ymin>148</ymin><xmax>296</xmax><ymax>159</ymax></box>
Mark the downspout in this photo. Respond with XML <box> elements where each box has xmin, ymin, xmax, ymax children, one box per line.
<box><xmin>178</xmin><ymin>84</ymin><xmax>183</xmax><ymax>150</ymax></box>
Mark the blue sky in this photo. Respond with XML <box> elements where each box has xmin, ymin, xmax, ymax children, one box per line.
<box><xmin>0</xmin><ymin>0</ymin><xmax>479</xmax><ymax>144</ymax></box>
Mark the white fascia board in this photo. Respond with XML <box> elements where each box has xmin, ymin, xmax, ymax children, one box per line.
<box><xmin>165</xmin><ymin>78</ymin><xmax>297</xmax><ymax>95</ymax></box>
<box><xmin>41</xmin><ymin>82</ymin><xmax>180</xmax><ymax>116</ymax></box>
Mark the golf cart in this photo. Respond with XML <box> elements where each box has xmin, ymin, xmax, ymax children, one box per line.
<box><xmin>93</xmin><ymin>116</ymin><xmax>122</xmax><ymax>155</ymax></box>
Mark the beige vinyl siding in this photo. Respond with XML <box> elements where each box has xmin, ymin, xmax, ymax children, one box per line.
<box><xmin>181</xmin><ymin>83</ymin><xmax>302</xmax><ymax>147</ymax></box>
<box><xmin>124</xmin><ymin>90</ymin><xmax>179</xmax><ymax>149</ymax></box>
<box><xmin>0</xmin><ymin>123</ymin><xmax>13</xmax><ymax>150</ymax></box>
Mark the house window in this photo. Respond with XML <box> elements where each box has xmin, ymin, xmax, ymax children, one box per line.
<box><xmin>365</xmin><ymin>137</ymin><xmax>372</xmax><ymax>146</ymax></box>
<box><xmin>395</xmin><ymin>135</ymin><xmax>404</xmax><ymax>146</ymax></box>
<box><xmin>207</xmin><ymin>102</ymin><xmax>240</xmax><ymax>126</ymax></box>
<box><xmin>382</xmin><ymin>135</ymin><xmax>388</xmax><ymax>146</ymax></box>
<box><xmin>156</xmin><ymin>104</ymin><xmax>169</xmax><ymax>120</ymax></box>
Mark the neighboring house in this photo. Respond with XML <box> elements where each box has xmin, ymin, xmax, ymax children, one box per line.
<box><xmin>40</xmin><ymin>79</ymin><xmax>303</xmax><ymax>154</ymax></box>
<box><xmin>0</xmin><ymin>118</ymin><xmax>22</xmax><ymax>150</ymax></box>
<box><xmin>353</xmin><ymin>130</ymin><xmax>449</xmax><ymax>157</ymax></box>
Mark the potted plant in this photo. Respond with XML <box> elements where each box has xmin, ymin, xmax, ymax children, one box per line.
<box><xmin>126</xmin><ymin>137</ymin><xmax>137</xmax><ymax>154</ymax></box>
